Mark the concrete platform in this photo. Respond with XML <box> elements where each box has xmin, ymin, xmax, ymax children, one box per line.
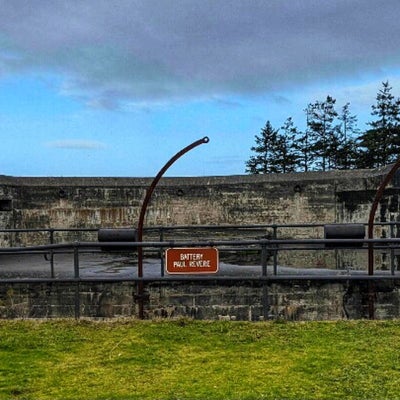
<box><xmin>0</xmin><ymin>251</ymin><xmax>396</xmax><ymax>279</ymax></box>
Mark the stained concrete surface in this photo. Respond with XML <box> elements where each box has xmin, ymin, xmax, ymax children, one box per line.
<box><xmin>0</xmin><ymin>252</ymin><xmax>264</xmax><ymax>279</ymax></box>
<box><xmin>0</xmin><ymin>251</ymin><xmax>392</xmax><ymax>279</ymax></box>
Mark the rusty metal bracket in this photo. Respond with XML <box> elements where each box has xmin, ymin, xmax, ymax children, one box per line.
<box><xmin>368</xmin><ymin>161</ymin><xmax>400</xmax><ymax>275</ymax></box>
<box><xmin>367</xmin><ymin>160</ymin><xmax>400</xmax><ymax>319</ymax></box>
<box><xmin>136</xmin><ymin>136</ymin><xmax>209</xmax><ymax>318</ymax></box>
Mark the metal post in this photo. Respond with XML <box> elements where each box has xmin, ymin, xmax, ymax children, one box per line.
<box><xmin>272</xmin><ymin>225</ymin><xmax>278</xmax><ymax>275</ymax></box>
<box><xmin>160</xmin><ymin>228</ymin><xmax>165</xmax><ymax>277</ymax></box>
<box><xmin>390</xmin><ymin>224</ymin><xmax>395</xmax><ymax>275</ymax></box>
<box><xmin>136</xmin><ymin>136</ymin><xmax>209</xmax><ymax>319</ymax></box>
<box><xmin>367</xmin><ymin>160</ymin><xmax>400</xmax><ymax>319</ymax></box>
<box><xmin>73</xmin><ymin>242</ymin><xmax>80</xmax><ymax>319</ymax></box>
<box><xmin>49</xmin><ymin>229</ymin><xmax>55</xmax><ymax>278</ymax></box>
<box><xmin>73</xmin><ymin>243</ymin><xmax>80</xmax><ymax>279</ymax></box>
<box><xmin>261</xmin><ymin>242</ymin><xmax>268</xmax><ymax>276</ymax></box>
<box><xmin>368</xmin><ymin>159</ymin><xmax>400</xmax><ymax>276</ymax></box>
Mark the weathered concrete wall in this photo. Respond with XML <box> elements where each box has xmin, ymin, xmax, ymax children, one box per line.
<box><xmin>0</xmin><ymin>168</ymin><xmax>390</xmax><ymax>232</ymax></box>
<box><xmin>2</xmin><ymin>168</ymin><xmax>400</xmax><ymax>321</ymax></box>
<box><xmin>0</xmin><ymin>166</ymin><xmax>400</xmax><ymax>269</ymax></box>
<box><xmin>0</xmin><ymin>281</ymin><xmax>135</xmax><ymax>319</ymax></box>
<box><xmin>0</xmin><ymin>278</ymin><xmax>399</xmax><ymax>321</ymax></box>
<box><xmin>146</xmin><ymin>279</ymin><xmax>400</xmax><ymax>320</ymax></box>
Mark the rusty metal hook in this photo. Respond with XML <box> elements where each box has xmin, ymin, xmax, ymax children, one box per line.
<box><xmin>368</xmin><ymin>160</ymin><xmax>400</xmax><ymax>275</ymax></box>
<box><xmin>136</xmin><ymin>136</ymin><xmax>209</xmax><ymax>318</ymax></box>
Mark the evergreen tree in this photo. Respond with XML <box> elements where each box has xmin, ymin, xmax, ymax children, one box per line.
<box><xmin>245</xmin><ymin>121</ymin><xmax>281</xmax><ymax>174</ymax></box>
<box><xmin>336</xmin><ymin>102</ymin><xmax>359</xmax><ymax>169</ymax></box>
<box><xmin>357</xmin><ymin>128</ymin><xmax>382</xmax><ymax>168</ymax></box>
<box><xmin>307</xmin><ymin>96</ymin><xmax>340</xmax><ymax>171</ymax></box>
<box><xmin>359</xmin><ymin>81</ymin><xmax>400</xmax><ymax>167</ymax></box>
<box><xmin>278</xmin><ymin>117</ymin><xmax>300</xmax><ymax>173</ymax></box>
<box><xmin>295</xmin><ymin>107</ymin><xmax>314</xmax><ymax>172</ymax></box>
<box><xmin>246</xmin><ymin>81</ymin><xmax>400</xmax><ymax>174</ymax></box>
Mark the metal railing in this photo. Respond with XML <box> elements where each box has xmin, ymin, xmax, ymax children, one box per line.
<box><xmin>0</xmin><ymin>222</ymin><xmax>400</xmax><ymax>280</ymax></box>
<box><xmin>1</xmin><ymin>221</ymin><xmax>398</xmax><ymax>243</ymax></box>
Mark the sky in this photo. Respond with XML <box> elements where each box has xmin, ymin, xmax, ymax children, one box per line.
<box><xmin>1</xmin><ymin>0</ymin><xmax>400</xmax><ymax>177</ymax></box>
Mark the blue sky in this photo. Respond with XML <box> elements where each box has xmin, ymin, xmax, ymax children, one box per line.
<box><xmin>1</xmin><ymin>0</ymin><xmax>400</xmax><ymax>177</ymax></box>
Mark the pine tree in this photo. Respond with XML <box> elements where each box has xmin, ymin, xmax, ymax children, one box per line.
<box><xmin>245</xmin><ymin>121</ymin><xmax>281</xmax><ymax>174</ymax></box>
<box><xmin>279</xmin><ymin>117</ymin><xmax>300</xmax><ymax>173</ymax></box>
<box><xmin>246</xmin><ymin>82</ymin><xmax>400</xmax><ymax>173</ymax></box>
<box><xmin>357</xmin><ymin>128</ymin><xmax>382</xmax><ymax>168</ymax></box>
<box><xmin>295</xmin><ymin>107</ymin><xmax>315</xmax><ymax>172</ymax></box>
<box><xmin>336</xmin><ymin>102</ymin><xmax>359</xmax><ymax>169</ymax></box>
<box><xmin>359</xmin><ymin>81</ymin><xmax>400</xmax><ymax>167</ymax></box>
<box><xmin>307</xmin><ymin>96</ymin><xmax>340</xmax><ymax>171</ymax></box>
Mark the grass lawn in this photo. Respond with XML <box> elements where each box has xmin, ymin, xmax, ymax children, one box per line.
<box><xmin>1</xmin><ymin>318</ymin><xmax>400</xmax><ymax>399</ymax></box>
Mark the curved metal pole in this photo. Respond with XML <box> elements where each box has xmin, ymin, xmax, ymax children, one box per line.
<box><xmin>136</xmin><ymin>136</ymin><xmax>209</xmax><ymax>318</ymax></box>
<box><xmin>368</xmin><ymin>160</ymin><xmax>400</xmax><ymax>275</ymax></box>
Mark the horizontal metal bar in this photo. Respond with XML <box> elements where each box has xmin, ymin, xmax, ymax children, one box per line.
<box><xmin>0</xmin><ymin>221</ymin><xmax>398</xmax><ymax>235</ymax></box>
<box><xmin>1</xmin><ymin>274</ymin><xmax>399</xmax><ymax>284</ymax></box>
<box><xmin>0</xmin><ymin>228</ymin><xmax>98</xmax><ymax>233</ymax></box>
<box><xmin>1</xmin><ymin>237</ymin><xmax>400</xmax><ymax>253</ymax></box>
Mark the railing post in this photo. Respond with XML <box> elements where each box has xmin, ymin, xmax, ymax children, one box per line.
<box><xmin>272</xmin><ymin>225</ymin><xmax>278</xmax><ymax>275</ymax></box>
<box><xmin>73</xmin><ymin>242</ymin><xmax>80</xmax><ymax>319</ymax></box>
<box><xmin>261</xmin><ymin>241</ymin><xmax>268</xmax><ymax>276</ymax></box>
<box><xmin>160</xmin><ymin>227</ymin><xmax>165</xmax><ymax>277</ymax></box>
<box><xmin>390</xmin><ymin>223</ymin><xmax>395</xmax><ymax>275</ymax></box>
<box><xmin>73</xmin><ymin>242</ymin><xmax>80</xmax><ymax>279</ymax></box>
<box><xmin>49</xmin><ymin>228</ymin><xmax>55</xmax><ymax>278</ymax></box>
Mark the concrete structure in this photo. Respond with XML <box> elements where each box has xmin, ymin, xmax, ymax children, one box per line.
<box><xmin>1</xmin><ymin>166</ymin><xmax>400</xmax><ymax>320</ymax></box>
<box><xmin>0</xmin><ymin>167</ymin><xmax>396</xmax><ymax>241</ymax></box>
<box><xmin>1</xmin><ymin>165</ymin><xmax>399</xmax><ymax>269</ymax></box>
<box><xmin>0</xmin><ymin>277</ymin><xmax>398</xmax><ymax>321</ymax></box>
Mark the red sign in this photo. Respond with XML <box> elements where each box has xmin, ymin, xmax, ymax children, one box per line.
<box><xmin>165</xmin><ymin>247</ymin><xmax>219</xmax><ymax>274</ymax></box>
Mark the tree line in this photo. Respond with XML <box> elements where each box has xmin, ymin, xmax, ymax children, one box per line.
<box><xmin>246</xmin><ymin>81</ymin><xmax>400</xmax><ymax>174</ymax></box>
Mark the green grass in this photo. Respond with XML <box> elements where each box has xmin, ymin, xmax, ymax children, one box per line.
<box><xmin>1</xmin><ymin>319</ymin><xmax>400</xmax><ymax>399</ymax></box>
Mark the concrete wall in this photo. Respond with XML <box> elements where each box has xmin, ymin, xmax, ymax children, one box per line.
<box><xmin>0</xmin><ymin>278</ymin><xmax>399</xmax><ymax>321</ymax></box>
<box><xmin>2</xmin><ymin>168</ymin><xmax>400</xmax><ymax>320</ymax></box>
<box><xmin>0</xmin><ymin>166</ymin><xmax>399</xmax><ymax>270</ymax></box>
<box><xmin>0</xmin><ymin>168</ymin><xmax>390</xmax><ymax>239</ymax></box>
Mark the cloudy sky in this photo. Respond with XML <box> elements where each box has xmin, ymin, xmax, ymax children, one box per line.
<box><xmin>1</xmin><ymin>0</ymin><xmax>400</xmax><ymax>177</ymax></box>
